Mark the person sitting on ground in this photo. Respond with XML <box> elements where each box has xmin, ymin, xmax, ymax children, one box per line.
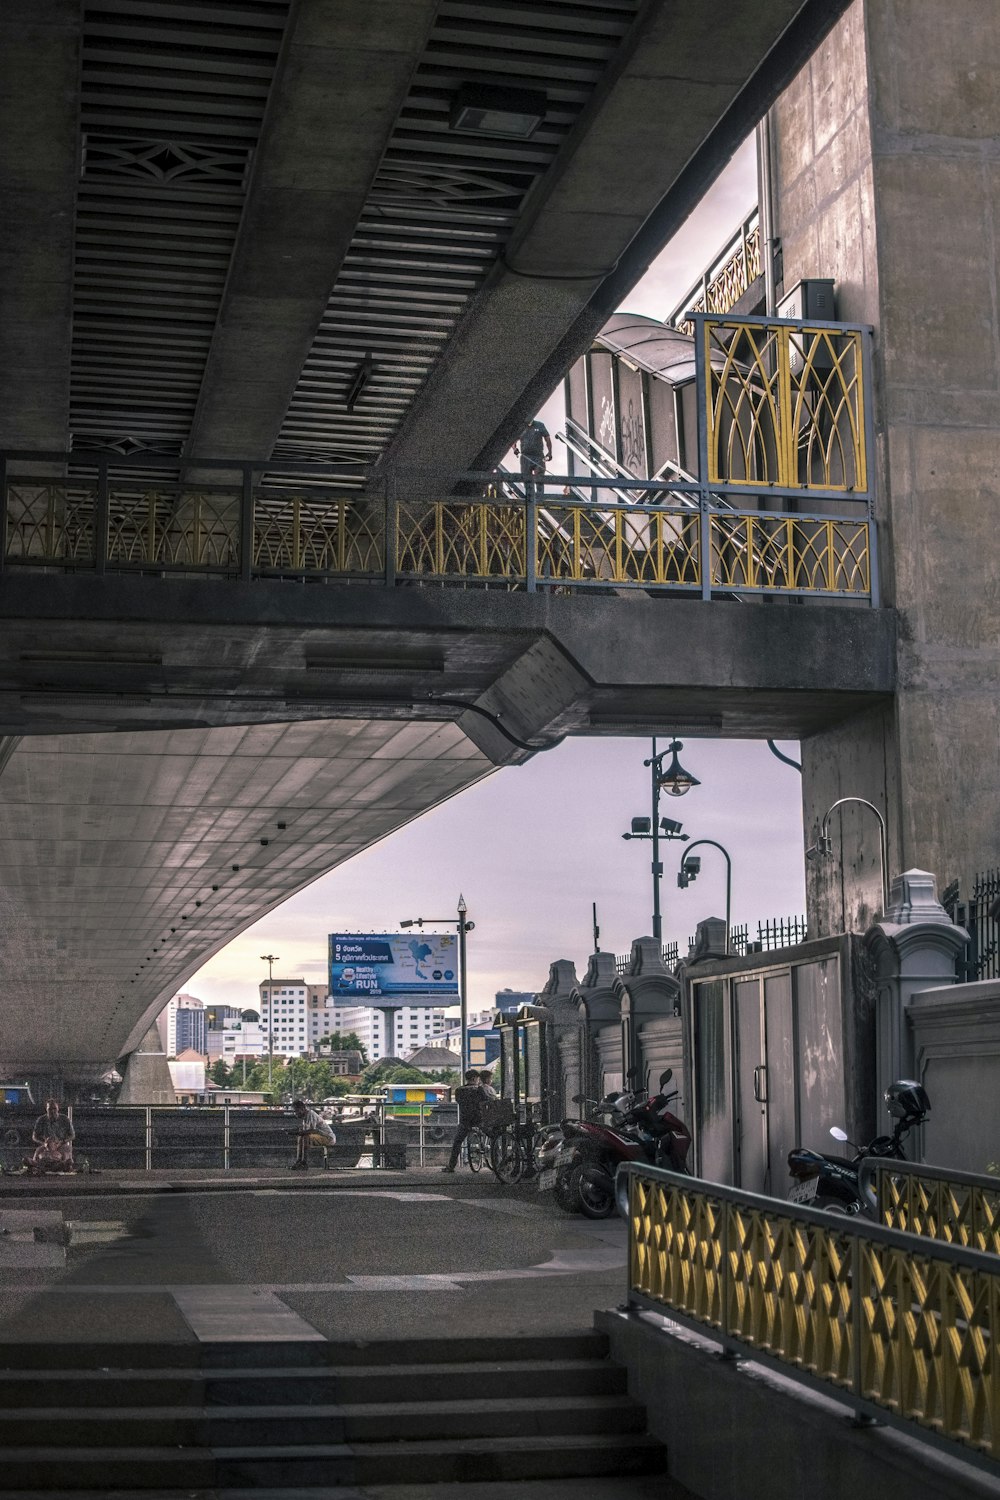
<box><xmin>290</xmin><ymin>1098</ymin><xmax>336</xmax><ymax>1170</ymax></box>
<box><xmin>29</xmin><ymin>1099</ymin><xmax>75</xmax><ymax>1173</ymax></box>
<box><xmin>441</xmin><ymin>1070</ymin><xmax>487</xmax><ymax>1174</ymax></box>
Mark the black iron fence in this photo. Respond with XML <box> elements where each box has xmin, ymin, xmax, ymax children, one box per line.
<box><xmin>948</xmin><ymin>869</ymin><xmax>1000</xmax><ymax>983</ymax></box>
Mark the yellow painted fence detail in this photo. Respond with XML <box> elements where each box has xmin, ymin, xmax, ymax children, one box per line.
<box><xmin>626</xmin><ymin>1168</ymin><xmax>1000</xmax><ymax>1467</ymax></box>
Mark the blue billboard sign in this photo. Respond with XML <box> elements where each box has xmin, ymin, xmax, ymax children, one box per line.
<box><xmin>328</xmin><ymin>933</ymin><xmax>459</xmax><ymax>1005</ymax></box>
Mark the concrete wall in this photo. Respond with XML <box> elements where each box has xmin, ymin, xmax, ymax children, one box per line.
<box><xmin>597</xmin><ymin>1308</ymin><xmax>1000</xmax><ymax>1500</ymax></box>
<box><xmin>774</xmin><ymin>0</ymin><xmax>1000</xmax><ymax>935</ymax></box>
<box><xmin>908</xmin><ymin>978</ymin><xmax>1000</xmax><ymax>1174</ymax></box>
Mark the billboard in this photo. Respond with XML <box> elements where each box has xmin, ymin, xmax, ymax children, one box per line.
<box><xmin>328</xmin><ymin>933</ymin><xmax>459</xmax><ymax>1005</ymax></box>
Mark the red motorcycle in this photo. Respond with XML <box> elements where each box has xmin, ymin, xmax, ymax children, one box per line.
<box><xmin>554</xmin><ymin>1069</ymin><xmax>691</xmax><ymax>1220</ymax></box>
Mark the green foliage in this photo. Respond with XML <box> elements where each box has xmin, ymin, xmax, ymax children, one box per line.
<box><xmin>316</xmin><ymin>1031</ymin><xmax>369</xmax><ymax>1065</ymax></box>
<box><xmin>359</xmin><ymin>1060</ymin><xmax>429</xmax><ymax>1090</ymax></box>
<box><xmin>208</xmin><ymin>1059</ymin><xmax>231</xmax><ymax>1087</ymax></box>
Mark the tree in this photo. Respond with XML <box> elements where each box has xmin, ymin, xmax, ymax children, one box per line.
<box><xmin>359</xmin><ymin>1060</ymin><xmax>429</xmax><ymax>1091</ymax></box>
<box><xmin>316</xmin><ymin>1030</ymin><xmax>368</xmax><ymax>1065</ymax></box>
<box><xmin>209</xmin><ymin>1059</ymin><xmax>231</xmax><ymax>1087</ymax></box>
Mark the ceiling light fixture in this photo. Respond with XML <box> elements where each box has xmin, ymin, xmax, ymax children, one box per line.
<box><xmin>450</xmin><ymin>83</ymin><xmax>546</xmax><ymax>139</ymax></box>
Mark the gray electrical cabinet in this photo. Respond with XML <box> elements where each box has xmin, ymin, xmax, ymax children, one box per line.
<box><xmin>778</xmin><ymin>279</ymin><xmax>837</xmax><ymax>373</ymax></box>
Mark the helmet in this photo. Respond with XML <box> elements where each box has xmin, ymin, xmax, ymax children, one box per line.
<box><xmin>884</xmin><ymin>1080</ymin><xmax>930</xmax><ymax>1122</ymax></box>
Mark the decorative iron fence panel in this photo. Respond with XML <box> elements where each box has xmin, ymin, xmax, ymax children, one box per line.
<box><xmin>622</xmin><ymin>1163</ymin><xmax>1000</xmax><ymax>1478</ymax></box>
<box><xmin>0</xmin><ymin>314</ymin><xmax>876</xmax><ymax>604</ymax></box>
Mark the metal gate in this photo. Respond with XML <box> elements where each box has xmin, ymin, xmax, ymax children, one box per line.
<box><xmin>684</xmin><ymin>934</ymin><xmax>874</xmax><ymax>1193</ymax></box>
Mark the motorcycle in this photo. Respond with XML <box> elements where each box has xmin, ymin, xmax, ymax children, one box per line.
<box><xmin>786</xmin><ymin>1078</ymin><xmax>930</xmax><ymax>1216</ymax></box>
<box><xmin>536</xmin><ymin>1085</ymin><xmax>639</xmax><ymax>1213</ymax></box>
<box><xmin>552</xmin><ymin>1069</ymin><xmax>691</xmax><ymax>1220</ymax></box>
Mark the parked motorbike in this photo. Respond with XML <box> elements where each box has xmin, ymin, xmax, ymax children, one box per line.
<box><xmin>550</xmin><ymin>1070</ymin><xmax>691</xmax><ymax>1220</ymax></box>
<box><xmin>535</xmin><ymin>1085</ymin><xmax>639</xmax><ymax>1213</ymax></box>
<box><xmin>786</xmin><ymin>1079</ymin><xmax>930</xmax><ymax>1216</ymax></box>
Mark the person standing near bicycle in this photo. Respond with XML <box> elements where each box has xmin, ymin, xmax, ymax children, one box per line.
<box><xmin>440</xmin><ymin>1070</ymin><xmax>487</xmax><ymax>1174</ymax></box>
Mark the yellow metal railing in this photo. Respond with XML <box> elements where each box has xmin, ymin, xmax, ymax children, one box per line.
<box><xmin>1</xmin><ymin>487</ymin><xmax>873</xmax><ymax>599</ymax></box>
<box><xmin>869</xmin><ymin>1160</ymin><xmax>1000</xmax><ymax>1258</ymax></box>
<box><xmin>625</xmin><ymin>1164</ymin><xmax>1000</xmax><ymax>1471</ymax></box>
<box><xmin>699</xmin><ymin>316</ymin><xmax>868</xmax><ymax>495</ymax></box>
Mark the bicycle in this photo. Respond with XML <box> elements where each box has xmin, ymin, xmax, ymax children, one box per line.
<box><xmin>489</xmin><ymin>1118</ymin><xmax>538</xmax><ymax>1184</ymax></box>
<box><xmin>464</xmin><ymin>1126</ymin><xmax>488</xmax><ymax>1173</ymax></box>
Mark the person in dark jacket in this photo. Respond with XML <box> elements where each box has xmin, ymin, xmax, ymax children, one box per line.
<box><xmin>440</xmin><ymin>1071</ymin><xmax>486</xmax><ymax>1173</ymax></box>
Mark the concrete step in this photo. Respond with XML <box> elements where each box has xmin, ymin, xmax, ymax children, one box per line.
<box><xmin>221</xmin><ymin>1433</ymin><xmax>666</xmax><ymax>1487</ymax></box>
<box><xmin>0</xmin><ymin>1392</ymin><xmax>647</xmax><ymax>1447</ymax></box>
<box><xmin>0</xmin><ymin>1357</ymin><xmax>627</xmax><ymax>1409</ymax></box>
<box><xmin>0</xmin><ymin>1331</ymin><xmax>608</xmax><ymax>1372</ymax></box>
<box><xmin>0</xmin><ymin>1433</ymin><xmax>666</xmax><ymax>1490</ymax></box>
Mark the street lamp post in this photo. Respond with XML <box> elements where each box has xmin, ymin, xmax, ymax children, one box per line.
<box><xmin>807</xmin><ymin>796</ymin><xmax>889</xmax><ymax>916</ymax></box>
<box><xmin>622</xmin><ymin>736</ymin><xmax>699</xmax><ymax>943</ymax></box>
<box><xmin>260</xmin><ymin>952</ymin><xmax>279</xmax><ymax>1090</ymax></box>
<box><xmin>400</xmin><ymin>896</ymin><xmax>475</xmax><ymax>1071</ymax></box>
<box><xmin>677</xmin><ymin>839</ymin><xmax>733</xmax><ymax>955</ymax></box>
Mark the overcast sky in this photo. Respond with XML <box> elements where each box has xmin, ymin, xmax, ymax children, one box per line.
<box><xmin>184</xmin><ymin>136</ymin><xmax>804</xmax><ymax>1019</ymax></box>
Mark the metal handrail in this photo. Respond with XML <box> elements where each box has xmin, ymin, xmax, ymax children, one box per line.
<box><xmin>860</xmin><ymin>1156</ymin><xmax>1000</xmax><ymax>1256</ymax></box>
<box><xmin>621</xmin><ymin>1161</ymin><xmax>1000</xmax><ymax>1479</ymax></box>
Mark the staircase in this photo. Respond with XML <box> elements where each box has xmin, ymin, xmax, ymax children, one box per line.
<box><xmin>0</xmin><ymin>1332</ymin><xmax>667</xmax><ymax>1493</ymax></box>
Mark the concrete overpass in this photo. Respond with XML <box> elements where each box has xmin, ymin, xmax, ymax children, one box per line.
<box><xmin>0</xmin><ymin>0</ymin><xmax>875</xmax><ymax>1083</ymax></box>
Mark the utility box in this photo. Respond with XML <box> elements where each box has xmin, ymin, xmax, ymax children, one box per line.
<box><xmin>777</xmin><ymin>278</ymin><xmax>836</xmax><ymax>322</ymax></box>
<box><xmin>778</xmin><ymin>279</ymin><xmax>836</xmax><ymax>374</ymax></box>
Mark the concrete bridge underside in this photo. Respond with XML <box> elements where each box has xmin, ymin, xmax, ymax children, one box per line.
<box><xmin>0</xmin><ymin>576</ymin><xmax>893</xmax><ymax>1080</ymax></box>
<box><xmin>0</xmin><ymin>0</ymin><xmax>866</xmax><ymax>1081</ymax></box>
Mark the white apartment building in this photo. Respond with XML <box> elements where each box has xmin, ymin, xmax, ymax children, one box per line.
<box><xmin>257</xmin><ymin>979</ymin><xmax>341</xmax><ymax>1059</ymax></box>
<box><xmin>206</xmin><ymin>1020</ymin><xmax>264</xmax><ymax>1065</ymax></box>
<box><xmin>338</xmin><ymin>1004</ymin><xmax>452</xmax><ymax>1061</ymax></box>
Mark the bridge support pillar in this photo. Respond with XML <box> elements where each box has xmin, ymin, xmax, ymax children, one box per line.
<box><xmin>775</xmin><ymin>0</ymin><xmax>1000</xmax><ymax>935</ymax></box>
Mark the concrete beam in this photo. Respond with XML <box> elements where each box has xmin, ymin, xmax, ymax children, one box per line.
<box><xmin>183</xmin><ymin>0</ymin><xmax>438</xmax><ymax>466</ymax></box>
<box><xmin>0</xmin><ymin>0</ymin><xmax>80</xmax><ymax>450</ymax></box>
<box><xmin>0</xmin><ymin>574</ymin><xmax>895</xmax><ymax>742</ymax></box>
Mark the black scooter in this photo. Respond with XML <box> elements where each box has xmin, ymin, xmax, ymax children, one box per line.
<box><xmin>787</xmin><ymin>1078</ymin><xmax>930</xmax><ymax>1217</ymax></box>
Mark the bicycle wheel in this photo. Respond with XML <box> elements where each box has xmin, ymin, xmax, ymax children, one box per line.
<box><xmin>467</xmin><ymin>1129</ymin><xmax>485</xmax><ymax>1173</ymax></box>
<box><xmin>490</xmin><ymin>1128</ymin><xmax>523</xmax><ymax>1184</ymax></box>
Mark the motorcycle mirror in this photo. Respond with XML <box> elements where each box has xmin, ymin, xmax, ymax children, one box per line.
<box><xmin>571</xmin><ymin>1094</ymin><xmax>585</xmax><ymax>1104</ymax></box>
<box><xmin>626</xmin><ymin>1066</ymin><xmax>637</xmax><ymax>1080</ymax></box>
<box><xmin>658</xmin><ymin>1068</ymin><xmax>673</xmax><ymax>1089</ymax></box>
<box><xmin>829</xmin><ymin>1126</ymin><xmax>849</xmax><ymax>1142</ymax></box>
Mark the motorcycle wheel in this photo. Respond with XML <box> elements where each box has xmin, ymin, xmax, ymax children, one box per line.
<box><xmin>553</xmin><ymin>1167</ymin><xmax>580</xmax><ymax>1214</ymax></box>
<box><xmin>814</xmin><ymin>1195</ymin><xmax>858</xmax><ymax>1216</ymax></box>
<box><xmin>573</xmin><ymin>1165</ymin><xmax>616</xmax><ymax>1219</ymax></box>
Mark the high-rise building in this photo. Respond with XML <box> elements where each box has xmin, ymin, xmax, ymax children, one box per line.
<box><xmin>156</xmin><ymin>993</ymin><xmax>205</xmax><ymax>1058</ymax></box>
<box><xmin>258</xmin><ymin>978</ymin><xmax>339</xmax><ymax>1059</ymax></box>
<box><xmin>335</xmin><ymin>1005</ymin><xmax>451</xmax><ymax>1061</ymax></box>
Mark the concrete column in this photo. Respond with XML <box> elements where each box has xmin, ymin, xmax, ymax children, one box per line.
<box><xmin>117</xmin><ymin>1025</ymin><xmax>176</xmax><ymax>1105</ymax></box>
<box><xmin>536</xmin><ymin>959</ymin><xmax>582</xmax><ymax>1118</ymax></box>
<box><xmin>864</xmin><ymin>869</ymin><xmax>968</xmax><ymax>1107</ymax></box>
<box><xmin>773</xmin><ymin>0</ymin><xmax>1000</xmax><ymax>935</ymax></box>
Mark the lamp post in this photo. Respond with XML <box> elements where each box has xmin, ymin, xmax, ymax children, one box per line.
<box><xmin>260</xmin><ymin>952</ymin><xmax>279</xmax><ymax>1090</ymax></box>
<box><xmin>677</xmin><ymin>838</ymin><xmax>733</xmax><ymax>955</ymax></box>
<box><xmin>400</xmin><ymin>895</ymin><xmax>475</xmax><ymax>1071</ymax></box>
<box><xmin>622</xmin><ymin>736</ymin><xmax>700</xmax><ymax>943</ymax></box>
<box><xmin>807</xmin><ymin>796</ymin><xmax>889</xmax><ymax>916</ymax></box>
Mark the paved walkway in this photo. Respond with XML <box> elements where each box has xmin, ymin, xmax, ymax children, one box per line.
<box><xmin>0</xmin><ymin>1166</ymin><xmax>628</xmax><ymax>1346</ymax></box>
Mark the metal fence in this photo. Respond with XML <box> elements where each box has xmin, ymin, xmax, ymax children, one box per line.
<box><xmin>621</xmin><ymin>1162</ymin><xmax>1000</xmax><ymax>1480</ymax></box>
<box><xmin>0</xmin><ymin>314</ymin><xmax>877</xmax><ymax>606</ymax></box>
<box><xmin>863</xmin><ymin>1157</ymin><xmax>1000</xmax><ymax>1257</ymax></box>
<box><xmin>949</xmin><ymin>868</ymin><xmax>1000</xmax><ymax>982</ymax></box>
<box><xmin>0</xmin><ymin>1102</ymin><xmax>460</xmax><ymax>1173</ymax></box>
